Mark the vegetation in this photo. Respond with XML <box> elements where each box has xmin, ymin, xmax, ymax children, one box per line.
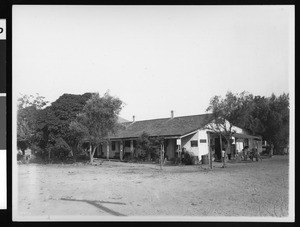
<box><xmin>206</xmin><ymin>91</ymin><xmax>252</xmax><ymax>166</ymax></box>
<box><xmin>29</xmin><ymin>93</ymin><xmax>92</xmax><ymax>162</ymax></box>
<box><xmin>17</xmin><ymin>90</ymin><xmax>289</xmax><ymax>165</ymax></box>
<box><xmin>69</xmin><ymin>92</ymin><xmax>123</xmax><ymax>163</ymax></box>
<box><xmin>244</xmin><ymin>93</ymin><xmax>289</xmax><ymax>155</ymax></box>
<box><xmin>136</xmin><ymin>132</ymin><xmax>164</xmax><ymax>162</ymax></box>
<box><xmin>207</xmin><ymin>91</ymin><xmax>289</xmax><ymax>159</ymax></box>
<box><xmin>17</xmin><ymin>94</ymin><xmax>49</xmax><ymax>155</ymax></box>
<box><xmin>17</xmin><ymin>92</ymin><xmax>123</xmax><ymax>163</ymax></box>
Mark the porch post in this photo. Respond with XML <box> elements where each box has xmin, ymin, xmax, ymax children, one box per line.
<box><xmin>208</xmin><ymin>132</ymin><xmax>212</xmax><ymax>169</ymax></box>
<box><xmin>106</xmin><ymin>141</ymin><xmax>110</xmax><ymax>161</ymax></box>
<box><xmin>220</xmin><ymin>134</ymin><xmax>225</xmax><ymax>167</ymax></box>
<box><xmin>160</xmin><ymin>144</ymin><xmax>164</xmax><ymax>170</ymax></box>
<box><xmin>120</xmin><ymin>141</ymin><xmax>123</xmax><ymax>161</ymax></box>
<box><xmin>130</xmin><ymin>140</ymin><xmax>134</xmax><ymax>159</ymax></box>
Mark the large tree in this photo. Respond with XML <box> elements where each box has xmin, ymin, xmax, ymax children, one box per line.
<box><xmin>206</xmin><ymin>91</ymin><xmax>252</xmax><ymax>167</ymax></box>
<box><xmin>244</xmin><ymin>93</ymin><xmax>289</xmax><ymax>155</ymax></box>
<box><xmin>70</xmin><ymin>92</ymin><xmax>123</xmax><ymax>163</ymax></box>
<box><xmin>17</xmin><ymin>94</ymin><xmax>48</xmax><ymax>155</ymax></box>
<box><xmin>49</xmin><ymin>93</ymin><xmax>93</xmax><ymax>159</ymax></box>
<box><xmin>19</xmin><ymin>93</ymin><xmax>93</xmax><ymax>162</ymax></box>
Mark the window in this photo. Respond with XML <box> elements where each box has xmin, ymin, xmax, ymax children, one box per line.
<box><xmin>190</xmin><ymin>140</ymin><xmax>198</xmax><ymax>147</ymax></box>
<box><xmin>200</xmin><ymin>139</ymin><xmax>207</xmax><ymax>143</ymax></box>
<box><xmin>112</xmin><ymin>141</ymin><xmax>116</xmax><ymax>151</ymax></box>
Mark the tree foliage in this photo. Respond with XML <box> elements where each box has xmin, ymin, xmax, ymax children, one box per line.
<box><xmin>17</xmin><ymin>93</ymin><xmax>93</xmax><ymax>161</ymax></box>
<box><xmin>48</xmin><ymin>93</ymin><xmax>93</xmax><ymax>159</ymax></box>
<box><xmin>206</xmin><ymin>91</ymin><xmax>290</xmax><ymax>155</ymax></box>
<box><xmin>205</xmin><ymin>91</ymin><xmax>252</xmax><ymax>152</ymax></box>
<box><xmin>136</xmin><ymin>132</ymin><xmax>164</xmax><ymax>161</ymax></box>
<box><xmin>244</xmin><ymin>93</ymin><xmax>289</xmax><ymax>153</ymax></box>
<box><xmin>17</xmin><ymin>94</ymin><xmax>49</xmax><ymax>154</ymax></box>
<box><xmin>70</xmin><ymin>92</ymin><xmax>124</xmax><ymax>163</ymax></box>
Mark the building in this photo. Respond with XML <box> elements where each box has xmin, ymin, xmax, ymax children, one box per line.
<box><xmin>93</xmin><ymin>111</ymin><xmax>262</xmax><ymax>162</ymax></box>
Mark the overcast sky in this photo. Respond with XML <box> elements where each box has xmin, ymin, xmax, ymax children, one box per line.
<box><xmin>13</xmin><ymin>5</ymin><xmax>294</xmax><ymax>121</ymax></box>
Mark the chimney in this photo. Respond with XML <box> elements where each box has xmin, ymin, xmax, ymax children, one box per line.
<box><xmin>133</xmin><ymin>115</ymin><xmax>135</xmax><ymax>122</ymax></box>
<box><xmin>171</xmin><ymin>110</ymin><xmax>174</xmax><ymax>119</ymax></box>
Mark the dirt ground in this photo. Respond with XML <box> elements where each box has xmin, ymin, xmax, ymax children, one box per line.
<box><xmin>16</xmin><ymin>155</ymin><xmax>290</xmax><ymax>219</ymax></box>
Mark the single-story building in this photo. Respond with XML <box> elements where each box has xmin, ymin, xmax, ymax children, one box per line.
<box><xmin>92</xmin><ymin>111</ymin><xmax>262</xmax><ymax>162</ymax></box>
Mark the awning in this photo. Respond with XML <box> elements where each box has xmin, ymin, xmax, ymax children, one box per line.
<box><xmin>233</xmin><ymin>133</ymin><xmax>261</xmax><ymax>140</ymax></box>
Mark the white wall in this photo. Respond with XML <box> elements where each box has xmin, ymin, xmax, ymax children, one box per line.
<box><xmin>198</xmin><ymin>130</ymin><xmax>209</xmax><ymax>159</ymax></box>
<box><xmin>182</xmin><ymin>132</ymin><xmax>198</xmax><ymax>155</ymax></box>
<box><xmin>235</xmin><ymin>141</ymin><xmax>244</xmax><ymax>153</ymax></box>
<box><xmin>181</xmin><ymin>130</ymin><xmax>209</xmax><ymax>160</ymax></box>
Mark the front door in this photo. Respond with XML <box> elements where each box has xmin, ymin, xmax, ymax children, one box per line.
<box><xmin>215</xmin><ymin>138</ymin><xmax>221</xmax><ymax>160</ymax></box>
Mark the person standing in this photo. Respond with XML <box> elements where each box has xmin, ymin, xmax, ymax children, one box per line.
<box><xmin>270</xmin><ymin>144</ymin><xmax>274</xmax><ymax>157</ymax></box>
<box><xmin>255</xmin><ymin>147</ymin><xmax>262</xmax><ymax>161</ymax></box>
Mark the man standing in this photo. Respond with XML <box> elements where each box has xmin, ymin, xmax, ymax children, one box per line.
<box><xmin>255</xmin><ymin>147</ymin><xmax>263</xmax><ymax>162</ymax></box>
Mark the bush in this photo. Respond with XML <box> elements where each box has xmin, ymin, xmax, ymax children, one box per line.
<box><xmin>182</xmin><ymin>151</ymin><xmax>196</xmax><ymax>165</ymax></box>
<box><xmin>17</xmin><ymin>153</ymin><xmax>23</xmax><ymax>161</ymax></box>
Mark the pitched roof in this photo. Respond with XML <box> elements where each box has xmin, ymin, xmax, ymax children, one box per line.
<box><xmin>109</xmin><ymin>113</ymin><xmax>214</xmax><ymax>139</ymax></box>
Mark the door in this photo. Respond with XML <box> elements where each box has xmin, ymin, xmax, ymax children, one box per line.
<box><xmin>215</xmin><ymin>138</ymin><xmax>221</xmax><ymax>160</ymax></box>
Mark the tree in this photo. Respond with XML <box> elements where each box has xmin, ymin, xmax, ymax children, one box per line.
<box><xmin>136</xmin><ymin>132</ymin><xmax>164</xmax><ymax>163</ymax></box>
<box><xmin>48</xmin><ymin>93</ymin><xmax>93</xmax><ymax>160</ymax></box>
<box><xmin>206</xmin><ymin>91</ymin><xmax>252</xmax><ymax>167</ymax></box>
<box><xmin>17</xmin><ymin>94</ymin><xmax>49</xmax><ymax>155</ymax></box>
<box><xmin>70</xmin><ymin>92</ymin><xmax>123</xmax><ymax>163</ymax></box>
<box><xmin>244</xmin><ymin>93</ymin><xmax>289</xmax><ymax>155</ymax></box>
<box><xmin>18</xmin><ymin>93</ymin><xmax>91</xmax><ymax>162</ymax></box>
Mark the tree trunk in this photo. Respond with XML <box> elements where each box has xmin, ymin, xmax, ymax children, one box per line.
<box><xmin>160</xmin><ymin>145</ymin><xmax>163</xmax><ymax>170</ymax></box>
<box><xmin>72</xmin><ymin>146</ymin><xmax>77</xmax><ymax>162</ymax></box>
<box><xmin>92</xmin><ymin>146</ymin><xmax>97</xmax><ymax>163</ymax></box>
<box><xmin>89</xmin><ymin>143</ymin><xmax>93</xmax><ymax>164</ymax></box>
<box><xmin>106</xmin><ymin>143</ymin><xmax>110</xmax><ymax>161</ymax></box>
<box><xmin>225</xmin><ymin>138</ymin><xmax>231</xmax><ymax>167</ymax></box>
<box><xmin>208</xmin><ymin>133</ymin><xmax>213</xmax><ymax>169</ymax></box>
<box><xmin>219</xmin><ymin>135</ymin><xmax>224</xmax><ymax>167</ymax></box>
<box><xmin>209</xmin><ymin>146</ymin><xmax>213</xmax><ymax>169</ymax></box>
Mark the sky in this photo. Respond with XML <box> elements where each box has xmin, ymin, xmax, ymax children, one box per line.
<box><xmin>13</xmin><ymin>5</ymin><xmax>294</xmax><ymax>121</ymax></box>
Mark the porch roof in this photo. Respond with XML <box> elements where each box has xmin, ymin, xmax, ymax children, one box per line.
<box><xmin>108</xmin><ymin>113</ymin><xmax>214</xmax><ymax>140</ymax></box>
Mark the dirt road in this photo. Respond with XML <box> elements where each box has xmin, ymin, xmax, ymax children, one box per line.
<box><xmin>16</xmin><ymin>155</ymin><xmax>289</xmax><ymax>219</ymax></box>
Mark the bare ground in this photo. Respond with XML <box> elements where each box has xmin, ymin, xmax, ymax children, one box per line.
<box><xmin>16</xmin><ymin>155</ymin><xmax>289</xmax><ymax>218</ymax></box>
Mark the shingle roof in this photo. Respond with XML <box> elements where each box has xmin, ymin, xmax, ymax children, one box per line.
<box><xmin>109</xmin><ymin>113</ymin><xmax>214</xmax><ymax>139</ymax></box>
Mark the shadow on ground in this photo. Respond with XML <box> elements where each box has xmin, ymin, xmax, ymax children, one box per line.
<box><xmin>61</xmin><ymin>198</ymin><xmax>126</xmax><ymax>216</ymax></box>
